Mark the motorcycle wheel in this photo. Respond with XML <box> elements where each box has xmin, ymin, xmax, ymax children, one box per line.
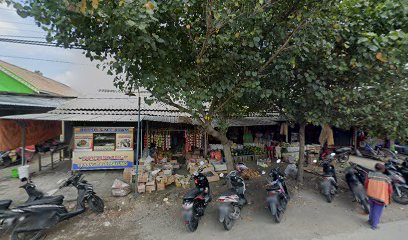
<box><xmin>361</xmin><ymin>199</ymin><xmax>370</xmax><ymax>214</ymax></box>
<box><xmin>187</xmin><ymin>217</ymin><xmax>199</xmax><ymax>232</ymax></box>
<box><xmin>11</xmin><ymin>230</ymin><xmax>46</xmax><ymax>240</ymax></box>
<box><xmin>325</xmin><ymin>194</ymin><xmax>333</xmax><ymax>203</ymax></box>
<box><xmin>392</xmin><ymin>188</ymin><xmax>408</xmax><ymax>205</ymax></box>
<box><xmin>223</xmin><ymin>217</ymin><xmax>234</xmax><ymax>231</ymax></box>
<box><xmin>273</xmin><ymin>210</ymin><xmax>281</xmax><ymax>223</ymax></box>
<box><xmin>338</xmin><ymin>154</ymin><xmax>350</xmax><ymax>163</ymax></box>
<box><xmin>88</xmin><ymin>195</ymin><xmax>105</xmax><ymax>213</ymax></box>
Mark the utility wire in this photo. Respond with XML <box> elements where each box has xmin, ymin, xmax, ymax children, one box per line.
<box><xmin>0</xmin><ymin>37</ymin><xmax>84</xmax><ymax>49</ymax></box>
<box><xmin>0</xmin><ymin>54</ymin><xmax>92</xmax><ymax>65</ymax></box>
<box><xmin>0</xmin><ymin>34</ymin><xmax>46</xmax><ymax>39</ymax></box>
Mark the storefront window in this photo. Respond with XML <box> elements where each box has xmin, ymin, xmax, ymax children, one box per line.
<box><xmin>93</xmin><ymin>133</ymin><xmax>116</xmax><ymax>151</ymax></box>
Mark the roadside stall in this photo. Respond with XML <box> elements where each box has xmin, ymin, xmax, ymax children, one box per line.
<box><xmin>72</xmin><ymin>127</ymin><xmax>134</xmax><ymax>170</ymax></box>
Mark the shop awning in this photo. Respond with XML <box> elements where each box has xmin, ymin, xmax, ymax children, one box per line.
<box><xmin>1</xmin><ymin>113</ymin><xmax>279</xmax><ymax>126</ymax></box>
<box><xmin>0</xmin><ymin>113</ymin><xmax>195</xmax><ymax>124</ymax></box>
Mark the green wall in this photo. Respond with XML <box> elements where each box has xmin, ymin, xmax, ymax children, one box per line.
<box><xmin>0</xmin><ymin>70</ymin><xmax>34</xmax><ymax>94</ymax></box>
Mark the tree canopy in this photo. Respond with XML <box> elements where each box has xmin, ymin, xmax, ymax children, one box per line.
<box><xmin>10</xmin><ymin>0</ymin><xmax>333</xmax><ymax>139</ymax></box>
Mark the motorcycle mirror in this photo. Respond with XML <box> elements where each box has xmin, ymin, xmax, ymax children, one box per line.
<box><xmin>330</xmin><ymin>153</ymin><xmax>336</xmax><ymax>156</ymax></box>
<box><xmin>276</xmin><ymin>159</ymin><xmax>282</xmax><ymax>164</ymax></box>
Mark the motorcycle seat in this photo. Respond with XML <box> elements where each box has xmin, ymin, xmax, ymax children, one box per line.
<box><xmin>183</xmin><ymin>188</ymin><xmax>201</xmax><ymax>200</ymax></box>
<box><xmin>335</xmin><ymin>147</ymin><xmax>352</xmax><ymax>154</ymax></box>
<box><xmin>266</xmin><ymin>184</ymin><xmax>281</xmax><ymax>191</ymax></box>
<box><xmin>0</xmin><ymin>199</ymin><xmax>12</xmax><ymax>210</ymax></box>
<box><xmin>18</xmin><ymin>195</ymin><xmax>64</xmax><ymax>207</ymax></box>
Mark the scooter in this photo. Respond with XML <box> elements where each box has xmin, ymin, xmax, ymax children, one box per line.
<box><xmin>0</xmin><ymin>180</ymin><xmax>64</xmax><ymax>238</ymax></box>
<box><xmin>320</xmin><ymin>153</ymin><xmax>338</xmax><ymax>203</ymax></box>
<box><xmin>385</xmin><ymin>158</ymin><xmax>408</xmax><ymax>182</ymax></box>
<box><xmin>384</xmin><ymin>162</ymin><xmax>408</xmax><ymax>205</ymax></box>
<box><xmin>266</xmin><ymin>159</ymin><xmax>289</xmax><ymax>223</ymax></box>
<box><xmin>344</xmin><ymin>165</ymin><xmax>370</xmax><ymax>214</ymax></box>
<box><xmin>217</xmin><ymin>169</ymin><xmax>246</xmax><ymax>230</ymax></box>
<box><xmin>181</xmin><ymin>165</ymin><xmax>212</xmax><ymax>232</ymax></box>
<box><xmin>319</xmin><ymin>143</ymin><xmax>352</xmax><ymax>163</ymax></box>
<box><xmin>9</xmin><ymin>173</ymin><xmax>104</xmax><ymax>240</ymax></box>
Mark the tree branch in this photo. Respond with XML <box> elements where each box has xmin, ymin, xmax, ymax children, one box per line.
<box><xmin>258</xmin><ymin>20</ymin><xmax>307</xmax><ymax>74</ymax></box>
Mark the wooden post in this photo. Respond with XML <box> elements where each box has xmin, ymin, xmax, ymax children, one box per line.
<box><xmin>38</xmin><ymin>153</ymin><xmax>42</xmax><ymax>171</ymax></box>
<box><xmin>51</xmin><ymin>152</ymin><xmax>54</xmax><ymax>169</ymax></box>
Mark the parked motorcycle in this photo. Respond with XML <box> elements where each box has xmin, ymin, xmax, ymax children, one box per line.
<box><xmin>181</xmin><ymin>166</ymin><xmax>212</xmax><ymax>232</ymax></box>
<box><xmin>384</xmin><ymin>161</ymin><xmax>408</xmax><ymax>205</ymax></box>
<box><xmin>385</xmin><ymin>158</ymin><xmax>408</xmax><ymax>182</ymax></box>
<box><xmin>266</xmin><ymin>159</ymin><xmax>289</xmax><ymax>223</ymax></box>
<box><xmin>0</xmin><ymin>151</ymin><xmax>19</xmax><ymax>168</ymax></box>
<box><xmin>217</xmin><ymin>170</ymin><xmax>246</xmax><ymax>230</ymax></box>
<box><xmin>9</xmin><ymin>173</ymin><xmax>104</xmax><ymax>240</ymax></box>
<box><xmin>319</xmin><ymin>143</ymin><xmax>352</xmax><ymax>163</ymax></box>
<box><xmin>344</xmin><ymin>165</ymin><xmax>370</xmax><ymax>214</ymax></box>
<box><xmin>358</xmin><ymin>143</ymin><xmax>397</xmax><ymax>161</ymax></box>
<box><xmin>320</xmin><ymin>153</ymin><xmax>338</xmax><ymax>203</ymax></box>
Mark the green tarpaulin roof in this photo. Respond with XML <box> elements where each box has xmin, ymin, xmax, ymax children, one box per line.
<box><xmin>0</xmin><ymin>69</ymin><xmax>34</xmax><ymax>94</ymax></box>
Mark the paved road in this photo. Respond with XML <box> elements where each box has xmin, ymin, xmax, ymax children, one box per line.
<box><xmin>314</xmin><ymin>219</ymin><xmax>408</xmax><ymax>240</ymax></box>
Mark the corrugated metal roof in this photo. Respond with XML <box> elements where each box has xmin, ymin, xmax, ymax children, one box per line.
<box><xmin>0</xmin><ymin>94</ymin><xmax>70</xmax><ymax>108</ymax></box>
<box><xmin>0</xmin><ymin>92</ymin><xmax>283</xmax><ymax>126</ymax></box>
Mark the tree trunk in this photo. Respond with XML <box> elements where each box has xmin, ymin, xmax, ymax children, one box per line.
<box><xmin>297</xmin><ymin>122</ymin><xmax>306</xmax><ymax>186</ymax></box>
<box><xmin>223</xmin><ymin>144</ymin><xmax>234</xmax><ymax>171</ymax></box>
<box><xmin>202</xmin><ymin>122</ymin><xmax>234</xmax><ymax>171</ymax></box>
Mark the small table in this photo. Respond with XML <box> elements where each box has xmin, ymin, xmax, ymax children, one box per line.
<box><xmin>38</xmin><ymin>145</ymin><xmax>71</xmax><ymax>171</ymax></box>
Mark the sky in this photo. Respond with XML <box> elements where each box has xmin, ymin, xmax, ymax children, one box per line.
<box><xmin>0</xmin><ymin>3</ymin><xmax>116</xmax><ymax>95</ymax></box>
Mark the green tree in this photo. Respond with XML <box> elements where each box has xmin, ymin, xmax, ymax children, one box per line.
<box><xmin>262</xmin><ymin>0</ymin><xmax>408</xmax><ymax>184</ymax></box>
<box><xmin>11</xmin><ymin>0</ymin><xmax>334</xmax><ymax>170</ymax></box>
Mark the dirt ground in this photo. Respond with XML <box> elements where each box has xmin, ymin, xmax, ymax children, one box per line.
<box><xmin>1</xmin><ymin>156</ymin><xmax>408</xmax><ymax>240</ymax></box>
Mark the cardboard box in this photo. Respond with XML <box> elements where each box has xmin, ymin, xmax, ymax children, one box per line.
<box><xmin>166</xmin><ymin>175</ymin><xmax>175</xmax><ymax>186</ymax></box>
<box><xmin>146</xmin><ymin>181</ymin><xmax>155</xmax><ymax>186</ymax></box>
<box><xmin>163</xmin><ymin>169</ymin><xmax>172</xmax><ymax>176</ymax></box>
<box><xmin>156</xmin><ymin>176</ymin><xmax>167</xmax><ymax>185</ymax></box>
<box><xmin>146</xmin><ymin>185</ymin><xmax>156</xmax><ymax>193</ymax></box>
<box><xmin>157</xmin><ymin>182</ymin><xmax>166</xmax><ymax>191</ymax></box>
<box><xmin>203</xmin><ymin>171</ymin><xmax>220</xmax><ymax>183</ymax></box>
<box><xmin>212</xmin><ymin>162</ymin><xmax>227</xmax><ymax>172</ymax></box>
<box><xmin>137</xmin><ymin>183</ymin><xmax>146</xmax><ymax>193</ymax></box>
<box><xmin>123</xmin><ymin>168</ymin><xmax>135</xmax><ymax>183</ymax></box>
<box><xmin>138</xmin><ymin>173</ymin><xmax>149</xmax><ymax>183</ymax></box>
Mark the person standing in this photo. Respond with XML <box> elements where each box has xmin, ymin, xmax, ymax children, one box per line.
<box><xmin>364</xmin><ymin>163</ymin><xmax>392</xmax><ymax>230</ymax></box>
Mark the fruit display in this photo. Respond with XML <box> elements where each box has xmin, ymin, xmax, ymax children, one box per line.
<box><xmin>232</xmin><ymin>145</ymin><xmax>265</xmax><ymax>156</ymax></box>
<box><xmin>241</xmin><ymin>169</ymin><xmax>261</xmax><ymax>180</ymax></box>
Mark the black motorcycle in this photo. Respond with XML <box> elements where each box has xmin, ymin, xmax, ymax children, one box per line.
<box><xmin>217</xmin><ymin>170</ymin><xmax>246</xmax><ymax>230</ymax></box>
<box><xmin>9</xmin><ymin>173</ymin><xmax>104</xmax><ymax>240</ymax></box>
<box><xmin>386</xmin><ymin>158</ymin><xmax>408</xmax><ymax>182</ymax></box>
<box><xmin>384</xmin><ymin>161</ymin><xmax>408</xmax><ymax>205</ymax></box>
<box><xmin>266</xmin><ymin>160</ymin><xmax>289</xmax><ymax>223</ymax></box>
<box><xmin>345</xmin><ymin>165</ymin><xmax>370</xmax><ymax>214</ymax></box>
<box><xmin>181</xmin><ymin>167</ymin><xmax>211</xmax><ymax>232</ymax></box>
<box><xmin>0</xmin><ymin>180</ymin><xmax>65</xmax><ymax>238</ymax></box>
<box><xmin>320</xmin><ymin>153</ymin><xmax>337</xmax><ymax>203</ymax></box>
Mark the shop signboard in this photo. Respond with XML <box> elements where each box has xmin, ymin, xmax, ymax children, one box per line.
<box><xmin>72</xmin><ymin>150</ymin><xmax>134</xmax><ymax>170</ymax></box>
<box><xmin>74</xmin><ymin>133</ymin><xmax>93</xmax><ymax>151</ymax></box>
<box><xmin>72</xmin><ymin>127</ymin><xmax>134</xmax><ymax>170</ymax></box>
